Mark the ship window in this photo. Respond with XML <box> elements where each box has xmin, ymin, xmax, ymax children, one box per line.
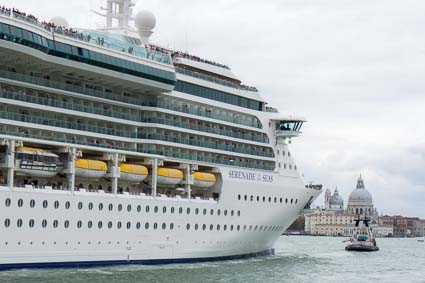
<box><xmin>78</xmin><ymin>202</ymin><xmax>83</xmax><ymax>210</ymax></box>
<box><xmin>263</xmin><ymin>196</ymin><xmax>266</xmax><ymax>202</ymax></box>
<box><xmin>244</xmin><ymin>195</ymin><xmax>247</xmax><ymax>201</ymax></box>
<box><xmin>257</xmin><ymin>196</ymin><xmax>260</xmax><ymax>202</ymax></box>
<box><xmin>43</xmin><ymin>200</ymin><xmax>48</xmax><ymax>208</ymax></box>
<box><xmin>42</xmin><ymin>220</ymin><xmax>47</xmax><ymax>228</ymax></box>
<box><xmin>137</xmin><ymin>205</ymin><xmax>142</xmax><ymax>212</ymax></box>
<box><xmin>268</xmin><ymin>197</ymin><xmax>271</xmax><ymax>203</ymax></box>
<box><xmin>238</xmin><ymin>194</ymin><xmax>241</xmax><ymax>200</ymax></box>
<box><xmin>187</xmin><ymin>208</ymin><xmax>190</xmax><ymax>215</ymax></box>
<box><xmin>230</xmin><ymin>225</ymin><xmax>234</xmax><ymax>231</ymax></box>
<box><xmin>179</xmin><ymin>207</ymin><xmax>183</xmax><ymax>214</ymax></box>
<box><xmin>30</xmin><ymin>199</ymin><xmax>35</xmax><ymax>208</ymax></box>
<box><xmin>17</xmin><ymin>199</ymin><xmax>23</xmax><ymax>207</ymax></box>
<box><xmin>237</xmin><ymin>225</ymin><xmax>240</xmax><ymax>231</ymax></box>
<box><xmin>291</xmin><ymin>199</ymin><xmax>294</xmax><ymax>204</ymax></box>
<box><xmin>146</xmin><ymin>206</ymin><xmax>150</xmax><ymax>213</ymax></box>
<box><xmin>163</xmin><ymin>206</ymin><xmax>167</xmax><ymax>213</ymax></box>
<box><xmin>295</xmin><ymin>199</ymin><xmax>298</xmax><ymax>204</ymax></box>
<box><xmin>154</xmin><ymin>206</ymin><xmax>159</xmax><ymax>213</ymax></box>
<box><xmin>186</xmin><ymin>223</ymin><xmax>190</xmax><ymax>230</ymax></box>
<box><xmin>127</xmin><ymin>205</ymin><xmax>132</xmax><ymax>212</ymax></box>
<box><xmin>231</xmin><ymin>210</ymin><xmax>234</xmax><ymax>216</ymax></box>
<box><xmin>171</xmin><ymin>207</ymin><xmax>175</xmax><ymax>214</ymax></box>
<box><xmin>29</xmin><ymin>219</ymin><xmax>35</xmax><ymax>228</ymax></box>
<box><xmin>117</xmin><ymin>222</ymin><xmax>122</xmax><ymax>229</ymax></box>
<box><xmin>154</xmin><ymin>223</ymin><xmax>158</xmax><ymax>230</ymax></box>
<box><xmin>237</xmin><ymin>211</ymin><xmax>241</xmax><ymax>216</ymax></box>
<box><xmin>64</xmin><ymin>220</ymin><xmax>70</xmax><ymax>228</ymax></box>
<box><xmin>118</xmin><ymin>204</ymin><xmax>123</xmax><ymax>211</ymax></box>
<box><xmin>210</xmin><ymin>224</ymin><xmax>213</xmax><ymax>231</ymax></box>
<box><xmin>77</xmin><ymin>221</ymin><xmax>82</xmax><ymax>229</ymax></box>
<box><xmin>280</xmin><ymin>198</ymin><xmax>283</xmax><ymax>203</ymax></box>
<box><xmin>255</xmin><ymin>225</ymin><xmax>258</xmax><ymax>231</ymax></box>
<box><xmin>195</xmin><ymin>208</ymin><xmax>199</xmax><ymax>215</ymax></box>
<box><xmin>88</xmin><ymin>202</ymin><xmax>93</xmax><ymax>210</ymax></box>
<box><xmin>137</xmin><ymin>222</ymin><xmax>141</xmax><ymax>230</ymax></box>
<box><xmin>17</xmin><ymin>219</ymin><xmax>23</xmax><ymax>228</ymax></box>
<box><xmin>53</xmin><ymin>201</ymin><xmax>59</xmax><ymax>209</ymax></box>
<box><xmin>203</xmin><ymin>209</ymin><xmax>207</xmax><ymax>215</ymax></box>
<box><xmin>224</xmin><ymin>210</ymin><xmax>228</xmax><ymax>216</ymax></box>
<box><xmin>170</xmin><ymin>223</ymin><xmax>174</xmax><ymax>230</ymax></box>
<box><xmin>286</xmin><ymin>198</ymin><xmax>288</xmax><ymax>203</ymax></box>
<box><xmin>274</xmin><ymin>197</ymin><xmax>277</xmax><ymax>203</ymax></box>
<box><xmin>65</xmin><ymin>201</ymin><xmax>70</xmax><ymax>209</ymax></box>
<box><xmin>99</xmin><ymin>203</ymin><xmax>104</xmax><ymax>211</ymax></box>
<box><xmin>217</xmin><ymin>224</ymin><xmax>221</xmax><ymax>231</ymax></box>
<box><xmin>127</xmin><ymin>222</ymin><xmax>131</xmax><ymax>229</ymax></box>
<box><xmin>53</xmin><ymin>220</ymin><xmax>58</xmax><ymax>228</ymax></box>
<box><xmin>88</xmin><ymin>221</ymin><xmax>93</xmax><ymax>229</ymax></box>
<box><xmin>210</xmin><ymin>209</ymin><xmax>214</xmax><ymax>216</ymax></box>
<box><xmin>250</xmin><ymin>196</ymin><xmax>254</xmax><ymax>202</ymax></box>
<box><xmin>202</xmin><ymin>224</ymin><xmax>206</xmax><ymax>230</ymax></box>
<box><xmin>5</xmin><ymin>198</ymin><xmax>11</xmax><ymax>207</ymax></box>
<box><xmin>217</xmin><ymin>209</ymin><xmax>221</xmax><ymax>216</ymax></box>
<box><xmin>109</xmin><ymin>204</ymin><xmax>113</xmax><ymax>211</ymax></box>
<box><xmin>4</xmin><ymin>218</ymin><xmax>10</xmax><ymax>228</ymax></box>
<box><xmin>108</xmin><ymin>221</ymin><xmax>112</xmax><ymax>229</ymax></box>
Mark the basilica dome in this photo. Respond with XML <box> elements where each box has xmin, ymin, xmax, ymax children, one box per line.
<box><xmin>348</xmin><ymin>176</ymin><xmax>373</xmax><ymax>204</ymax></box>
<box><xmin>330</xmin><ymin>190</ymin><xmax>344</xmax><ymax>206</ymax></box>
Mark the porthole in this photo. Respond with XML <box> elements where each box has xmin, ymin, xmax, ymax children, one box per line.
<box><xmin>154</xmin><ymin>223</ymin><xmax>158</xmax><ymax>230</ymax></box>
<box><xmin>109</xmin><ymin>203</ymin><xmax>113</xmax><ymax>211</ymax></box>
<box><xmin>126</xmin><ymin>222</ymin><xmax>131</xmax><ymax>229</ymax></box>
<box><xmin>217</xmin><ymin>209</ymin><xmax>221</xmax><ymax>216</ymax></box>
<box><xmin>65</xmin><ymin>201</ymin><xmax>70</xmax><ymax>209</ymax></box>
<box><xmin>98</xmin><ymin>221</ymin><xmax>103</xmax><ymax>229</ymax></box>
<box><xmin>255</xmin><ymin>225</ymin><xmax>258</xmax><ymax>231</ymax></box>
<box><xmin>237</xmin><ymin>210</ymin><xmax>241</xmax><ymax>216</ymax></box>
<box><xmin>17</xmin><ymin>219</ymin><xmax>23</xmax><ymax>228</ymax></box>
<box><xmin>217</xmin><ymin>224</ymin><xmax>220</xmax><ymax>231</ymax></box>
<box><xmin>244</xmin><ymin>195</ymin><xmax>247</xmax><ymax>201</ymax></box>
<box><xmin>260</xmin><ymin>225</ymin><xmax>263</xmax><ymax>231</ymax></box>
<box><xmin>118</xmin><ymin>204</ymin><xmax>123</xmax><ymax>212</ymax></box>
<box><xmin>263</xmin><ymin>196</ymin><xmax>266</xmax><ymax>202</ymax></box>
<box><xmin>238</xmin><ymin>194</ymin><xmax>241</xmax><ymax>200</ymax></box>
<box><xmin>274</xmin><ymin>197</ymin><xmax>277</xmax><ymax>203</ymax></box>
<box><xmin>179</xmin><ymin>207</ymin><xmax>183</xmax><ymax>214</ymax></box>
<box><xmin>170</xmin><ymin>223</ymin><xmax>174</xmax><ymax>230</ymax></box>
<box><xmin>154</xmin><ymin>206</ymin><xmax>159</xmax><ymax>213</ymax></box>
<box><xmin>77</xmin><ymin>221</ymin><xmax>82</xmax><ymax>229</ymax></box>
<box><xmin>53</xmin><ymin>220</ymin><xmax>58</xmax><ymax>228</ymax></box>
<box><xmin>18</xmin><ymin>199</ymin><xmax>23</xmax><ymax>207</ymax></box>
<box><xmin>171</xmin><ymin>207</ymin><xmax>175</xmax><ymax>214</ymax></box>
<box><xmin>4</xmin><ymin>218</ymin><xmax>10</xmax><ymax>228</ymax></box>
<box><xmin>186</xmin><ymin>208</ymin><xmax>190</xmax><ymax>215</ymax></box>
<box><xmin>280</xmin><ymin>198</ymin><xmax>283</xmax><ymax>203</ymax></box>
<box><xmin>29</xmin><ymin>219</ymin><xmax>34</xmax><ymax>228</ymax></box>
<box><xmin>244</xmin><ymin>225</ymin><xmax>247</xmax><ymax>231</ymax></box>
<box><xmin>230</xmin><ymin>225</ymin><xmax>234</xmax><ymax>231</ymax></box>
<box><xmin>291</xmin><ymin>199</ymin><xmax>294</xmax><ymax>204</ymax></box>
<box><xmin>99</xmin><ymin>203</ymin><xmax>104</xmax><ymax>211</ymax></box>
<box><xmin>146</xmin><ymin>206</ymin><xmax>150</xmax><ymax>213</ymax></box>
<box><xmin>137</xmin><ymin>222</ymin><xmax>141</xmax><ymax>230</ymax></box>
<box><xmin>285</xmin><ymin>198</ymin><xmax>288</xmax><ymax>203</ymax></box>
<box><xmin>224</xmin><ymin>210</ymin><xmax>228</xmax><ymax>216</ymax></box>
<box><xmin>203</xmin><ymin>209</ymin><xmax>207</xmax><ymax>215</ymax></box>
<box><xmin>117</xmin><ymin>222</ymin><xmax>122</xmax><ymax>229</ymax></box>
<box><xmin>295</xmin><ymin>199</ymin><xmax>298</xmax><ymax>204</ymax></box>
<box><xmin>195</xmin><ymin>224</ymin><xmax>199</xmax><ymax>230</ymax></box>
<box><xmin>108</xmin><ymin>221</ymin><xmax>112</xmax><ymax>229</ymax></box>
<box><xmin>250</xmin><ymin>195</ymin><xmax>254</xmax><ymax>202</ymax></box>
<box><xmin>137</xmin><ymin>205</ymin><xmax>142</xmax><ymax>212</ymax></box>
<box><xmin>42</xmin><ymin>220</ymin><xmax>47</xmax><ymax>228</ymax></box>
<box><xmin>163</xmin><ymin>206</ymin><xmax>167</xmax><ymax>213</ymax></box>
<box><xmin>268</xmin><ymin>197</ymin><xmax>271</xmax><ymax>203</ymax></box>
<box><xmin>224</xmin><ymin>225</ymin><xmax>227</xmax><ymax>231</ymax></box>
<box><xmin>88</xmin><ymin>221</ymin><xmax>93</xmax><ymax>229</ymax></box>
<box><xmin>237</xmin><ymin>225</ymin><xmax>240</xmax><ymax>231</ymax></box>
<box><xmin>127</xmin><ymin>205</ymin><xmax>131</xmax><ymax>212</ymax></box>
<box><xmin>231</xmin><ymin>210</ymin><xmax>234</xmax><ymax>216</ymax></box>
<box><xmin>54</xmin><ymin>200</ymin><xmax>59</xmax><ymax>209</ymax></box>
<box><xmin>195</xmin><ymin>208</ymin><xmax>199</xmax><ymax>215</ymax></box>
<box><xmin>210</xmin><ymin>224</ymin><xmax>213</xmax><ymax>231</ymax></box>
<box><xmin>64</xmin><ymin>220</ymin><xmax>70</xmax><ymax>228</ymax></box>
<box><xmin>78</xmin><ymin>202</ymin><xmax>83</xmax><ymax>210</ymax></box>
<box><xmin>30</xmin><ymin>199</ymin><xmax>35</xmax><ymax>208</ymax></box>
<box><xmin>88</xmin><ymin>202</ymin><xmax>93</xmax><ymax>210</ymax></box>
<box><xmin>202</xmin><ymin>224</ymin><xmax>206</xmax><ymax>230</ymax></box>
<box><xmin>186</xmin><ymin>223</ymin><xmax>190</xmax><ymax>230</ymax></box>
<box><xmin>257</xmin><ymin>196</ymin><xmax>260</xmax><ymax>202</ymax></box>
<box><xmin>249</xmin><ymin>225</ymin><xmax>252</xmax><ymax>231</ymax></box>
<box><xmin>210</xmin><ymin>209</ymin><xmax>214</xmax><ymax>216</ymax></box>
<box><xmin>5</xmin><ymin>198</ymin><xmax>11</xmax><ymax>207</ymax></box>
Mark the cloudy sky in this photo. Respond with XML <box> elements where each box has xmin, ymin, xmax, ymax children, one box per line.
<box><xmin>4</xmin><ymin>0</ymin><xmax>425</xmax><ymax>217</ymax></box>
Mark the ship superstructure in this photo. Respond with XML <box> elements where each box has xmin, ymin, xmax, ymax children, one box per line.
<box><xmin>0</xmin><ymin>3</ymin><xmax>321</xmax><ymax>269</ymax></box>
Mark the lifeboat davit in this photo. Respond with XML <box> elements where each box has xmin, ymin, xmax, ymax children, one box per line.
<box><xmin>75</xmin><ymin>159</ymin><xmax>107</xmax><ymax>179</ymax></box>
<box><xmin>120</xmin><ymin>164</ymin><xmax>148</xmax><ymax>182</ymax></box>
<box><xmin>192</xmin><ymin>172</ymin><xmax>216</xmax><ymax>188</ymax></box>
<box><xmin>155</xmin><ymin>168</ymin><xmax>184</xmax><ymax>185</ymax></box>
<box><xmin>15</xmin><ymin>147</ymin><xmax>62</xmax><ymax>177</ymax></box>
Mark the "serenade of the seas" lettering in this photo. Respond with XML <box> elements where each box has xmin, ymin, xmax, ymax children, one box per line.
<box><xmin>228</xmin><ymin>170</ymin><xmax>274</xmax><ymax>183</ymax></box>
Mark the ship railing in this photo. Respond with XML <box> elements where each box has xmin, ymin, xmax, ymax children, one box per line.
<box><xmin>0</xmin><ymin>70</ymin><xmax>262</xmax><ymax>129</ymax></box>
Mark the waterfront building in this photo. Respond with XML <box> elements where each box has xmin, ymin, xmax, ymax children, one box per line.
<box><xmin>305</xmin><ymin>176</ymin><xmax>393</xmax><ymax>237</ymax></box>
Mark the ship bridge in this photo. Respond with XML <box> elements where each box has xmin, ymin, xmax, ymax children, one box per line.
<box><xmin>270</xmin><ymin>116</ymin><xmax>306</xmax><ymax>139</ymax></box>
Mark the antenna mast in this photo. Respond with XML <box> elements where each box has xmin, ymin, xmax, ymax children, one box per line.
<box><xmin>92</xmin><ymin>0</ymin><xmax>137</xmax><ymax>33</ymax></box>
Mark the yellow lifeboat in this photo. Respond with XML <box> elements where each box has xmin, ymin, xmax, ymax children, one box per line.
<box><xmin>120</xmin><ymin>164</ymin><xmax>148</xmax><ymax>182</ymax></box>
<box><xmin>75</xmin><ymin>159</ymin><xmax>107</xmax><ymax>179</ymax></box>
<box><xmin>155</xmin><ymin>168</ymin><xmax>184</xmax><ymax>185</ymax></box>
<box><xmin>192</xmin><ymin>172</ymin><xmax>216</xmax><ymax>188</ymax></box>
<box><xmin>15</xmin><ymin>147</ymin><xmax>62</xmax><ymax>177</ymax></box>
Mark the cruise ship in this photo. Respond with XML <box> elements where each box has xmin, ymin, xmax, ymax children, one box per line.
<box><xmin>0</xmin><ymin>1</ymin><xmax>322</xmax><ymax>269</ymax></box>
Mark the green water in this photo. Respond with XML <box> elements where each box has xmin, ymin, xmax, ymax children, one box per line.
<box><xmin>0</xmin><ymin>236</ymin><xmax>424</xmax><ymax>283</ymax></box>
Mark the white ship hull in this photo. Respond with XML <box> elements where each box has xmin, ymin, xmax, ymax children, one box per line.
<box><xmin>0</xmin><ymin>168</ymin><xmax>320</xmax><ymax>269</ymax></box>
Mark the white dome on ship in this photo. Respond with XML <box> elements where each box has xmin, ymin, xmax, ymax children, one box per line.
<box><xmin>348</xmin><ymin>176</ymin><xmax>373</xmax><ymax>204</ymax></box>
<box><xmin>50</xmin><ymin>16</ymin><xmax>69</xmax><ymax>28</ymax></box>
<box><xmin>135</xmin><ymin>10</ymin><xmax>156</xmax><ymax>31</ymax></box>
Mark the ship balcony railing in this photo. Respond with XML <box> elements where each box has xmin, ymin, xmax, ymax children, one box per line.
<box><xmin>0</xmin><ymin>70</ymin><xmax>262</xmax><ymax>129</ymax></box>
<box><xmin>0</xmin><ymin>88</ymin><xmax>269</xmax><ymax>144</ymax></box>
<box><xmin>275</xmin><ymin>129</ymin><xmax>300</xmax><ymax>138</ymax></box>
<box><xmin>0</xmin><ymin>111</ymin><xmax>138</xmax><ymax>139</ymax></box>
<box><xmin>175</xmin><ymin>67</ymin><xmax>258</xmax><ymax>93</ymax></box>
<box><xmin>138</xmin><ymin>133</ymin><xmax>274</xmax><ymax>158</ymax></box>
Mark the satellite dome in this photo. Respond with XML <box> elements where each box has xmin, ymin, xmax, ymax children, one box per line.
<box><xmin>134</xmin><ymin>10</ymin><xmax>156</xmax><ymax>31</ymax></box>
<box><xmin>348</xmin><ymin>176</ymin><xmax>373</xmax><ymax>204</ymax></box>
<box><xmin>50</xmin><ymin>16</ymin><xmax>69</xmax><ymax>28</ymax></box>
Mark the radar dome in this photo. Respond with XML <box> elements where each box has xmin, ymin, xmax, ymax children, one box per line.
<box><xmin>50</xmin><ymin>16</ymin><xmax>69</xmax><ymax>28</ymax></box>
<box><xmin>135</xmin><ymin>10</ymin><xmax>156</xmax><ymax>31</ymax></box>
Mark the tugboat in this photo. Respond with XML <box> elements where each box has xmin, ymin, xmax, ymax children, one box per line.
<box><xmin>345</xmin><ymin>215</ymin><xmax>379</xmax><ymax>252</ymax></box>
